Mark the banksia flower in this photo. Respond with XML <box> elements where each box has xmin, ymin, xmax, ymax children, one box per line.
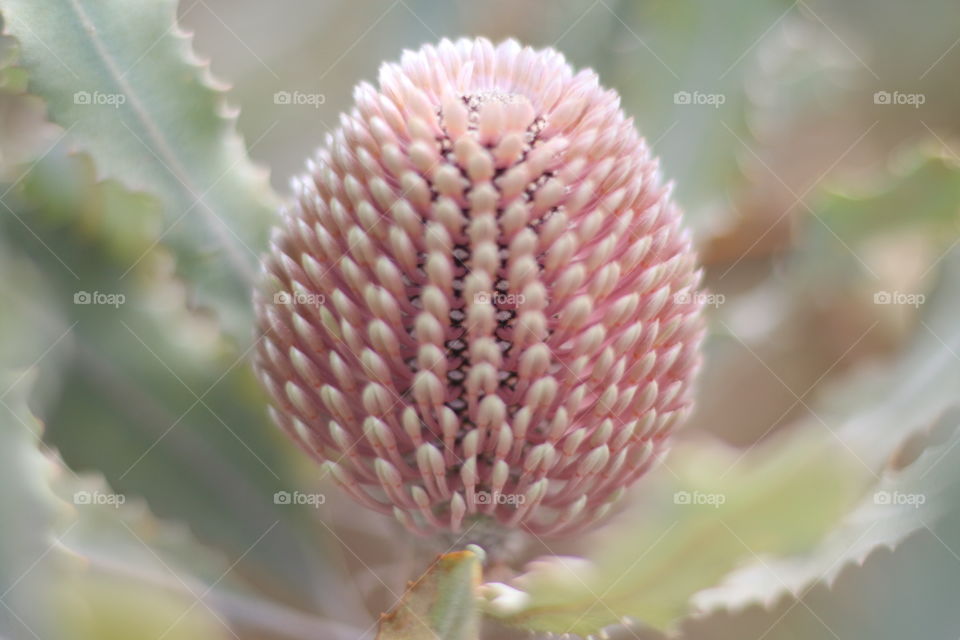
<box><xmin>254</xmin><ymin>38</ymin><xmax>704</xmax><ymax>538</ymax></box>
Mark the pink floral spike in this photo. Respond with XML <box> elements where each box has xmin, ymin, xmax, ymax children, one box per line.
<box><xmin>254</xmin><ymin>37</ymin><xmax>705</xmax><ymax>538</ymax></box>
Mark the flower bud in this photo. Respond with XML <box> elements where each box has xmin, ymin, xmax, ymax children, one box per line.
<box><xmin>255</xmin><ymin>38</ymin><xmax>704</xmax><ymax>536</ymax></box>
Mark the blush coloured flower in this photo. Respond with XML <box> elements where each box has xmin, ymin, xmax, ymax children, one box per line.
<box><xmin>254</xmin><ymin>38</ymin><xmax>705</xmax><ymax>537</ymax></box>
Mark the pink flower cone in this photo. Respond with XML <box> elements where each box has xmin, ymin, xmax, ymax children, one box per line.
<box><xmin>254</xmin><ymin>38</ymin><xmax>705</xmax><ymax>537</ymax></box>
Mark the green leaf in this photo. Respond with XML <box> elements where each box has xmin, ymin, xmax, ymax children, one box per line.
<box><xmin>677</xmin><ymin>529</ymin><xmax>960</xmax><ymax>640</ymax></box>
<box><xmin>674</xmin><ymin>236</ymin><xmax>960</xmax><ymax>624</ymax></box>
<box><xmin>691</xmin><ymin>405</ymin><xmax>960</xmax><ymax>613</ymax></box>
<box><xmin>378</xmin><ymin>546</ymin><xmax>484</xmax><ymax>640</ymax></box>
<box><xmin>0</xmin><ymin>190</ymin><xmax>335</xmax><ymax>615</ymax></box>
<box><xmin>0</xmin><ymin>15</ymin><xmax>25</xmax><ymax>91</ymax></box>
<box><xmin>18</xmin><ymin>144</ymin><xmax>165</xmax><ymax>262</ymax></box>
<box><xmin>0</xmin><ymin>363</ymin><xmax>356</xmax><ymax>639</ymax></box>
<box><xmin>0</xmin><ymin>219</ymin><xmax>335</xmax><ymax>609</ymax></box>
<box><xmin>2</xmin><ymin>0</ymin><xmax>280</xmax><ymax>339</ymax></box>
<box><xmin>0</xmin><ymin>368</ymin><xmax>230</xmax><ymax>639</ymax></box>
<box><xmin>483</xmin><ymin>430</ymin><xmax>866</xmax><ymax>636</ymax></box>
<box><xmin>811</xmin><ymin>146</ymin><xmax>960</xmax><ymax>252</ymax></box>
<box><xmin>0</xmin><ymin>370</ymin><xmax>66</xmax><ymax>639</ymax></box>
<box><xmin>783</xmin><ymin>144</ymin><xmax>960</xmax><ymax>302</ymax></box>
<box><xmin>677</xmin><ymin>415</ymin><xmax>960</xmax><ymax>639</ymax></box>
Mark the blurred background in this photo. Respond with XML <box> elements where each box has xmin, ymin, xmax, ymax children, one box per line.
<box><xmin>2</xmin><ymin>0</ymin><xmax>960</xmax><ymax>638</ymax></box>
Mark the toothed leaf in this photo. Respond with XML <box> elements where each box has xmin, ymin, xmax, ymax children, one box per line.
<box><xmin>0</xmin><ymin>369</ymin><xmax>234</xmax><ymax>639</ymax></box>
<box><xmin>483</xmin><ymin>431</ymin><xmax>865</xmax><ymax>636</ymax></box>
<box><xmin>2</xmin><ymin>0</ymin><xmax>279</xmax><ymax>339</ymax></box>
<box><xmin>694</xmin><ymin>406</ymin><xmax>960</xmax><ymax>613</ymax></box>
